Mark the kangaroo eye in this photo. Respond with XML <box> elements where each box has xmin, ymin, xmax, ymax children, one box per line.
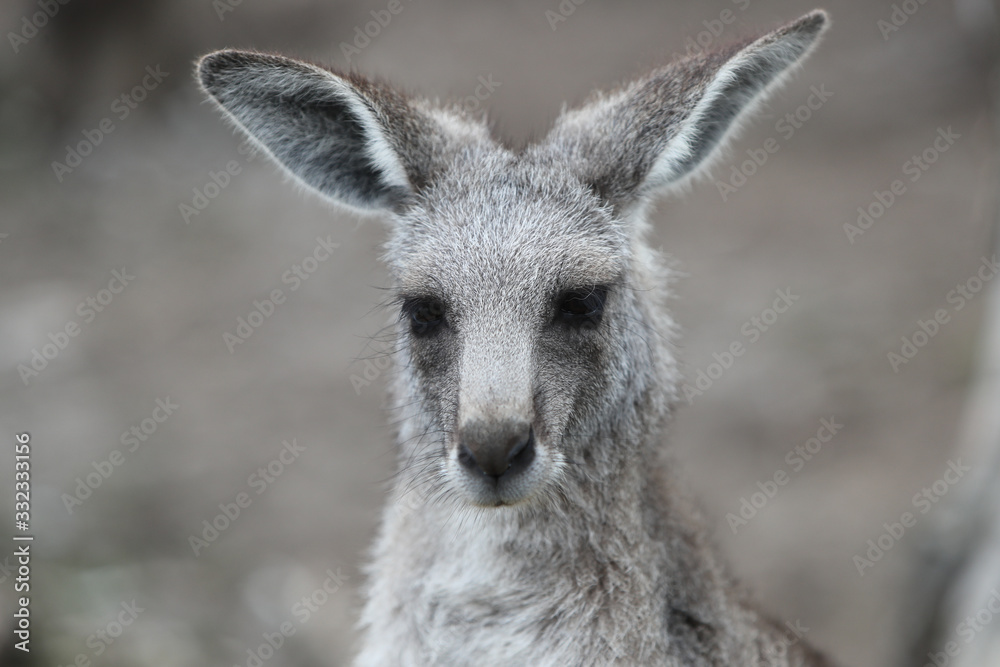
<box><xmin>556</xmin><ymin>286</ymin><xmax>608</xmax><ymax>328</ymax></box>
<box><xmin>404</xmin><ymin>297</ymin><xmax>446</xmax><ymax>336</ymax></box>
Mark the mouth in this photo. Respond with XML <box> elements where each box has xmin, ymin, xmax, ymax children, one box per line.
<box><xmin>454</xmin><ymin>461</ymin><xmax>545</xmax><ymax>508</ymax></box>
<box><xmin>472</xmin><ymin>495</ymin><xmax>523</xmax><ymax>509</ymax></box>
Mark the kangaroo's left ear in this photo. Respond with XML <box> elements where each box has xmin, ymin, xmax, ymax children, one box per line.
<box><xmin>197</xmin><ymin>50</ymin><xmax>475</xmax><ymax>213</ymax></box>
<box><xmin>543</xmin><ymin>10</ymin><xmax>828</xmax><ymax>211</ymax></box>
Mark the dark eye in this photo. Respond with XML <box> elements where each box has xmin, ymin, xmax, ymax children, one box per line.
<box><xmin>404</xmin><ymin>297</ymin><xmax>446</xmax><ymax>336</ymax></box>
<box><xmin>555</xmin><ymin>286</ymin><xmax>608</xmax><ymax>328</ymax></box>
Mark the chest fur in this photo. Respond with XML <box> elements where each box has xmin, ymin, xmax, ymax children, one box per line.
<box><xmin>356</xmin><ymin>506</ymin><xmax>676</xmax><ymax>666</ymax></box>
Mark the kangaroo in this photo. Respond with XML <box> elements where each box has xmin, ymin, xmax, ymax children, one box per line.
<box><xmin>198</xmin><ymin>10</ymin><xmax>832</xmax><ymax>666</ymax></box>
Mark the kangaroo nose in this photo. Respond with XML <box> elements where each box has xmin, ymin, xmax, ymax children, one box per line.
<box><xmin>458</xmin><ymin>421</ymin><xmax>535</xmax><ymax>480</ymax></box>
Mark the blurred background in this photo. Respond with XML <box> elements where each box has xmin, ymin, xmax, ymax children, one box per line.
<box><xmin>1</xmin><ymin>1</ymin><xmax>999</xmax><ymax>665</ymax></box>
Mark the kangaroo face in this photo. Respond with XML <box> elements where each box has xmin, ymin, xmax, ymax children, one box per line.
<box><xmin>386</xmin><ymin>158</ymin><xmax>631</xmax><ymax>505</ymax></box>
<box><xmin>197</xmin><ymin>11</ymin><xmax>827</xmax><ymax>510</ymax></box>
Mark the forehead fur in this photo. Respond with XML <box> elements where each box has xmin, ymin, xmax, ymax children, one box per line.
<box><xmin>385</xmin><ymin>144</ymin><xmax>628</xmax><ymax>296</ymax></box>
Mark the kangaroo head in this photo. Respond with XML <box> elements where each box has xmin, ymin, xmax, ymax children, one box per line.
<box><xmin>198</xmin><ymin>11</ymin><xmax>827</xmax><ymax>509</ymax></box>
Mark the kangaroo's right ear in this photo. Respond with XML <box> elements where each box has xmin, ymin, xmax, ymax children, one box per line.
<box><xmin>543</xmin><ymin>10</ymin><xmax>828</xmax><ymax>213</ymax></box>
<box><xmin>197</xmin><ymin>50</ymin><xmax>457</xmax><ymax>213</ymax></box>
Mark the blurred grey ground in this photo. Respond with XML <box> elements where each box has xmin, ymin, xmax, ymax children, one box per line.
<box><xmin>0</xmin><ymin>1</ymin><xmax>998</xmax><ymax>665</ymax></box>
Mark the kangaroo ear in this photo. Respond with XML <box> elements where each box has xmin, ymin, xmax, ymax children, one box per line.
<box><xmin>544</xmin><ymin>10</ymin><xmax>828</xmax><ymax>211</ymax></box>
<box><xmin>197</xmin><ymin>50</ymin><xmax>450</xmax><ymax>212</ymax></box>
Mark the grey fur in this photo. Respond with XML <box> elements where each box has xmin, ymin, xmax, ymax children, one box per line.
<box><xmin>198</xmin><ymin>10</ymin><xmax>832</xmax><ymax>666</ymax></box>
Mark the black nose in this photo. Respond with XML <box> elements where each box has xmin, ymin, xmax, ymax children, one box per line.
<box><xmin>458</xmin><ymin>421</ymin><xmax>535</xmax><ymax>481</ymax></box>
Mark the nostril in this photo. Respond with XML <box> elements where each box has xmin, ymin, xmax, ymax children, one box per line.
<box><xmin>457</xmin><ymin>443</ymin><xmax>479</xmax><ymax>473</ymax></box>
<box><xmin>505</xmin><ymin>427</ymin><xmax>535</xmax><ymax>476</ymax></box>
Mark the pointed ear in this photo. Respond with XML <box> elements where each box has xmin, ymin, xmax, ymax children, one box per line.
<box><xmin>197</xmin><ymin>50</ymin><xmax>454</xmax><ymax>212</ymax></box>
<box><xmin>544</xmin><ymin>10</ymin><xmax>828</xmax><ymax>210</ymax></box>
